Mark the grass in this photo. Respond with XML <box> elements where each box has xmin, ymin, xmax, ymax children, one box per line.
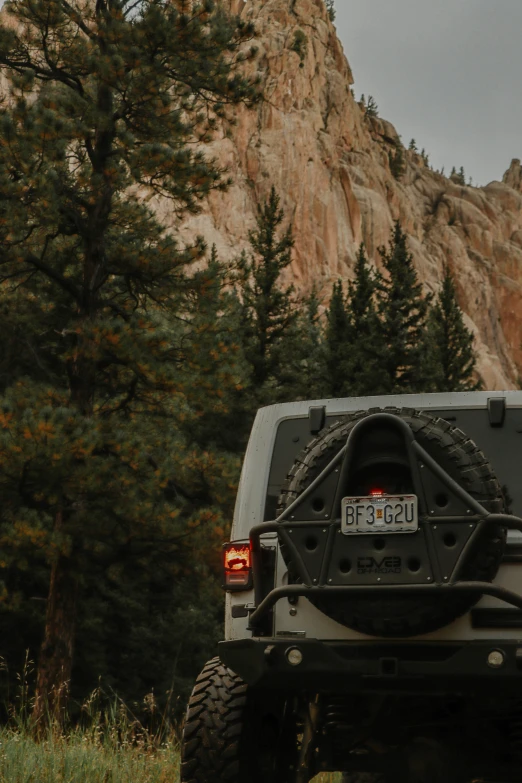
<box><xmin>0</xmin><ymin>658</ymin><xmax>342</xmax><ymax>783</ymax></box>
<box><xmin>0</xmin><ymin>724</ymin><xmax>344</xmax><ymax>782</ymax></box>
<box><xmin>0</xmin><ymin>726</ymin><xmax>179</xmax><ymax>783</ymax></box>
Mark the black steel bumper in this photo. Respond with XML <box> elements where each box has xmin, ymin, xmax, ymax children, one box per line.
<box><xmin>219</xmin><ymin>637</ymin><xmax>522</xmax><ymax>694</ymax></box>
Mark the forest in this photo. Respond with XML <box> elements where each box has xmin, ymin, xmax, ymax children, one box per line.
<box><xmin>0</xmin><ymin>0</ymin><xmax>477</xmax><ymax>735</ymax></box>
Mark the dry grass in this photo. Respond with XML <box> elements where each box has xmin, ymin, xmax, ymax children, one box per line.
<box><xmin>0</xmin><ymin>725</ymin><xmax>344</xmax><ymax>783</ymax></box>
<box><xmin>0</xmin><ymin>660</ymin><xmax>343</xmax><ymax>783</ymax></box>
<box><xmin>0</xmin><ymin>727</ymin><xmax>179</xmax><ymax>783</ymax></box>
<box><xmin>0</xmin><ymin>723</ymin><xmax>347</xmax><ymax>783</ymax></box>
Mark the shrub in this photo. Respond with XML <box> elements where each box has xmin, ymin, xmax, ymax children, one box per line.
<box><xmin>291</xmin><ymin>30</ymin><xmax>308</xmax><ymax>65</ymax></box>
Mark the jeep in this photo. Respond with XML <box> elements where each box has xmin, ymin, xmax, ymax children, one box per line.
<box><xmin>181</xmin><ymin>393</ymin><xmax>522</xmax><ymax>783</ymax></box>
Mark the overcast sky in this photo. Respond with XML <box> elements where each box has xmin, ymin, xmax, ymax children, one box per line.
<box><xmin>1</xmin><ymin>1</ymin><xmax>520</xmax><ymax>186</ymax></box>
<box><xmin>334</xmin><ymin>0</ymin><xmax>522</xmax><ymax>186</ymax></box>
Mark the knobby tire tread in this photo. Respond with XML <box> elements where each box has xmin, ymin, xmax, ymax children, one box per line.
<box><xmin>181</xmin><ymin>657</ymin><xmax>247</xmax><ymax>783</ymax></box>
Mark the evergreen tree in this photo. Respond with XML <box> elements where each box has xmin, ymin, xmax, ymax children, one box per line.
<box><xmin>450</xmin><ymin>166</ymin><xmax>466</xmax><ymax>186</ymax></box>
<box><xmin>325</xmin><ymin>280</ymin><xmax>350</xmax><ymax>397</ymax></box>
<box><xmin>343</xmin><ymin>244</ymin><xmax>382</xmax><ymax>396</ymax></box>
<box><xmin>377</xmin><ymin>222</ymin><xmax>430</xmax><ymax>393</ymax></box>
<box><xmin>409</xmin><ymin>139</ymin><xmax>418</xmax><ymax>151</ymax></box>
<box><xmin>365</xmin><ymin>95</ymin><xmax>379</xmax><ymax>118</ymax></box>
<box><xmin>180</xmin><ymin>246</ymin><xmax>250</xmax><ymax>451</ymax></box>
<box><xmin>276</xmin><ymin>284</ymin><xmax>327</xmax><ymax>401</ymax></box>
<box><xmin>325</xmin><ymin>0</ymin><xmax>336</xmax><ymax>21</ymax></box>
<box><xmin>0</xmin><ymin>0</ymin><xmax>258</xmax><ymax>724</ymax></box>
<box><xmin>424</xmin><ymin>266</ymin><xmax>478</xmax><ymax>391</ymax></box>
<box><xmin>236</xmin><ymin>187</ymin><xmax>297</xmax><ymax>397</ymax></box>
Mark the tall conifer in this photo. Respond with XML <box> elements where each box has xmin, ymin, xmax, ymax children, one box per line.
<box><xmin>377</xmin><ymin>222</ymin><xmax>430</xmax><ymax>393</ymax></box>
<box><xmin>325</xmin><ymin>280</ymin><xmax>350</xmax><ymax>397</ymax></box>
<box><xmin>0</xmin><ymin>0</ymin><xmax>258</xmax><ymax>724</ymax></box>
<box><xmin>276</xmin><ymin>284</ymin><xmax>327</xmax><ymax>401</ymax></box>
<box><xmin>425</xmin><ymin>266</ymin><xmax>478</xmax><ymax>391</ymax></box>
<box><xmin>237</xmin><ymin>187</ymin><xmax>297</xmax><ymax>396</ymax></box>
<box><xmin>344</xmin><ymin>244</ymin><xmax>382</xmax><ymax>396</ymax></box>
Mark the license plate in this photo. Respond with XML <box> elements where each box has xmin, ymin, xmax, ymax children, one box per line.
<box><xmin>341</xmin><ymin>495</ymin><xmax>418</xmax><ymax>535</ymax></box>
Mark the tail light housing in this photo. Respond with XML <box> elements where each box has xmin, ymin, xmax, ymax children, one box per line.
<box><xmin>223</xmin><ymin>541</ymin><xmax>253</xmax><ymax>591</ymax></box>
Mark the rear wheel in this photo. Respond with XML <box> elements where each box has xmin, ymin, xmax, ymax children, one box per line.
<box><xmin>181</xmin><ymin>657</ymin><xmax>300</xmax><ymax>783</ymax></box>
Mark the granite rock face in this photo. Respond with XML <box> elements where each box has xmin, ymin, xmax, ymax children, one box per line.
<box><xmin>2</xmin><ymin>1</ymin><xmax>521</xmax><ymax>388</ymax></box>
<box><xmin>177</xmin><ymin>0</ymin><xmax>522</xmax><ymax>389</ymax></box>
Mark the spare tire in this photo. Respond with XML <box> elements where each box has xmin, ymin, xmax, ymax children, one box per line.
<box><xmin>277</xmin><ymin>407</ymin><xmax>506</xmax><ymax>638</ymax></box>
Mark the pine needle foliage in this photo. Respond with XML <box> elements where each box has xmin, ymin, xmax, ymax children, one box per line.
<box><xmin>325</xmin><ymin>0</ymin><xmax>336</xmax><ymax>21</ymax></box>
<box><xmin>425</xmin><ymin>266</ymin><xmax>478</xmax><ymax>391</ymax></box>
<box><xmin>376</xmin><ymin>222</ymin><xmax>431</xmax><ymax>393</ymax></box>
<box><xmin>324</xmin><ymin>245</ymin><xmax>381</xmax><ymax>398</ymax></box>
<box><xmin>0</xmin><ymin>0</ymin><xmax>259</xmax><ymax>720</ymax></box>
<box><xmin>343</xmin><ymin>244</ymin><xmax>382</xmax><ymax>396</ymax></box>
<box><xmin>365</xmin><ymin>95</ymin><xmax>379</xmax><ymax>118</ymax></box>
<box><xmin>276</xmin><ymin>283</ymin><xmax>327</xmax><ymax>401</ymax></box>
<box><xmin>236</xmin><ymin>187</ymin><xmax>297</xmax><ymax>394</ymax></box>
<box><xmin>325</xmin><ymin>280</ymin><xmax>350</xmax><ymax>397</ymax></box>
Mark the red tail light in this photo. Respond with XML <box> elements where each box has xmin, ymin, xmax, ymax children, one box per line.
<box><xmin>223</xmin><ymin>542</ymin><xmax>253</xmax><ymax>591</ymax></box>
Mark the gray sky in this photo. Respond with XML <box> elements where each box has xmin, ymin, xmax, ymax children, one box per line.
<box><xmin>334</xmin><ymin>0</ymin><xmax>522</xmax><ymax>186</ymax></box>
<box><xmin>1</xmin><ymin>0</ymin><xmax>520</xmax><ymax>186</ymax></box>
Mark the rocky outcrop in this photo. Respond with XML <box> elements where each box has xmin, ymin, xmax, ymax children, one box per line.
<box><xmin>2</xmin><ymin>0</ymin><xmax>520</xmax><ymax>388</ymax></box>
<box><xmin>175</xmin><ymin>0</ymin><xmax>522</xmax><ymax>389</ymax></box>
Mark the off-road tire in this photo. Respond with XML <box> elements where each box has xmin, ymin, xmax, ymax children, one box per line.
<box><xmin>181</xmin><ymin>657</ymin><xmax>299</xmax><ymax>783</ymax></box>
<box><xmin>278</xmin><ymin>407</ymin><xmax>506</xmax><ymax>637</ymax></box>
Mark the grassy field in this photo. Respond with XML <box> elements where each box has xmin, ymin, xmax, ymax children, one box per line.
<box><xmin>0</xmin><ymin>726</ymin><xmax>343</xmax><ymax>783</ymax></box>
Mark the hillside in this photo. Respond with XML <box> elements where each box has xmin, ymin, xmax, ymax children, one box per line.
<box><xmin>174</xmin><ymin>0</ymin><xmax>522</xmax><ymax>389</ymax></box>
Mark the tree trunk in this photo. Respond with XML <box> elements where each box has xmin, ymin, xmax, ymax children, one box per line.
<box><xmin>32</xmin><ymin>520</ymin><xmax>78</xmax><ymax>732</ymax></box>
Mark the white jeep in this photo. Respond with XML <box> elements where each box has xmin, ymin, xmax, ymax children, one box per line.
<box><xmin>181</xmin><ymin>392</ymin><xmax>522</xmax><ymax>783</ymax></box>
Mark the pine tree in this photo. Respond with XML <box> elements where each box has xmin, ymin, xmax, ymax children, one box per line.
<box><xmin>0</xmin><ymin>0</ymin><xmax>258</xmax><ymax>724</ymax></box>
<box><xmin>450</xmin><ymin>166</ymin><xmax>466</xmax><ymax>186</ymax></box>
<box><xmin>377</xmin><ymin>222</ymin><xmax>430</xmax><ymax>393</ymax></box>
<box><xmin>325</xmin><ymin>280</ymin><xmax>350</xmax><ymax>397</ymax></box>
<box><xmin>325</xmin><ymin>0</ymin><xmax>336</xmax><ymax>21</ymax></box>
<box><xmin>366</xmin><ymin>95</ymin><xmax>379</xmax><ymax>118</ymax></box>
<box><xmin>343</xmin><ymin>244</ymin><xmax>382</xmax><ymax>396</ymax></box>
<box><xmin>409</xmin><ymin>139</ymin><xmax>418</xmax><ymax>151</ymax></box>
<box><xmin>236</xmin><ymin>187</ymin><xmax>297</xmax><ymax>397</ymax></box>
<box><xmin>180</xmin><ymin>246</ymin><xmax>250</xmax><ymax>451</ymax></box>
<box><xmin>424</xmin><ymin>266</ymin><xmax>478</xmax><ymax>391</ymax></box>
<box><xmin>276</xmin><ymin>284</ymin><xmax>327</xmax><ymax>401</ymax></box>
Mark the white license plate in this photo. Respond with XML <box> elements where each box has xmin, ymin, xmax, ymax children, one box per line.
<box><xmin>341</xmin><ymin>495</ymin><xmax>418</xmax><ymax>535</ymax></box>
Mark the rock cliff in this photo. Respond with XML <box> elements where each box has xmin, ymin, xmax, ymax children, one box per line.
<box><xmin>2</xmin><ymin>0</ymin><xmax>521</xmax><ymax>388</ymax></box>
<box><xmin>175</xmin><ymin>0</ymin><xmax>522</xmax><ymax>389</ymax></box>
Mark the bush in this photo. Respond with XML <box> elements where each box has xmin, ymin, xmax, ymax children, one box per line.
<box><xmin>389</xmin><ymin>144</ymin><xmax>405</xmax><ymax>180</ymax></box>
<box><xmin>291</xmin><ymin>30</ymin><xmax>308</xmax><ymax>65</ymax></box>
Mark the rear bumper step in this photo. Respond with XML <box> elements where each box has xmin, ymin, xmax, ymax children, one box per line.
<box><xmin>219</xmin><ymin>638</ymin><xmax>522</xmax><ymax>693</ymax></box>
